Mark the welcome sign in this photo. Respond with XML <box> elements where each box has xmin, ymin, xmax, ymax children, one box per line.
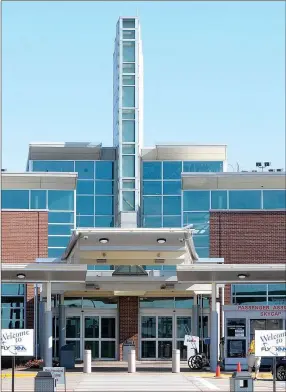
<box><xmin>1</xmin><ymin>329</ymin><xmax>34</xmax><ymax>356</ymax></box>
<box><xmin>255</xmin><ymin>330</ymin><xmax>286</xmax><ymax>357</ymax></box>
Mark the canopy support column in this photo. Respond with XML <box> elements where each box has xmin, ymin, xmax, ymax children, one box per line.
<box><xmin>44</xmin><ymin>282</ymin><xmax>53</xmax><ymax>367</ymax></box>
<box><xmin>210</xmin><ymin>282</ymin><xmax>219</xmax><ymax>372</ymax></box>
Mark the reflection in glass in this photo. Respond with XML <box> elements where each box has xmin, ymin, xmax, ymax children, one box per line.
<box><xmin>66</xmin><ymin>340</ymin><xmax>80</xmax><ymax>359</ymax></box>
<box><xmin>101</xmin><ymin>341</ymin><xmax>116</xmax><ymax>359</ymax></box>
<box><xmin>85</xmin><ymin>317</ymin><xmax>99</xmax><ymax>339</ymax></box>
<box><xmin>101</xmin><ymin>318</ymin><xmax>116</xmax><ymax>339</ymax></box>
<box><xmin>85</xmin><ymin>341</ymin><xmax>99</xmax><ymax>359</ymax></box>
<box><xmin>158</xmin><ymin>341</ymin><xmax>172</xmax><ymax>359</ymax></box>
<box><xmin>177</xmin><ymin>317</ymin><xmax>192</xmax><ymax>339</ymax></box>
<box><xmin>158</xmin><ymin>317</ymin><xmax>172</xmax><ymax>339</ymax></box>
<box><xmin>141</xmin><ymin>316</ymin><xmax>156</xmax><ymax>338</ymax></box>
<box><xmin>141</xmin><ymin>341</ymin><xmax>156</xmax><ymax>358</ymax></box>
<box><xmin>66</xmin><ymin>317</ymin><xmax>81</xmax><ymax>338</ymax></box>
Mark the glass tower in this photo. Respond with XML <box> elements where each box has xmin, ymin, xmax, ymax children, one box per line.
<box><xmin>113</xmin><ymin>17</ymin><xmax>143</xmax><ymax>228</ymax></box>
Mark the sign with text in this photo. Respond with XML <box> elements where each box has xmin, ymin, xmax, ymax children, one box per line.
<box><xmin>1</xmin><ymin>329</ymin><xmax>34</xmax><ymax>357</ymax></box>
<box><xmin>255</xmin><ymin>330</ymin><xmax>286</xmax><ymax>357</ymax></box>
<box><xmin>184</xmin><ymin>335</ymin><xmax>199</xmax><ymax>351</ymax></box>
<box><xmin>44</xmin><ymin>367</ymin><xmax>65</xmax><ymax>385</ymax></box>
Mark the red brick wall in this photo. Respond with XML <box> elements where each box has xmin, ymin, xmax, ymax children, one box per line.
<box><xmin>118</xmin><ymin>296</ymin><xmax>139</xmax><ymax>360</ymax></box>
<box><xmin>210</xmin><ymin>211</ymin><xmax>286</xmax><ymax>304</ymax></box>
<box><xmin>1</xmin><ymin>211</ymin><xmax>48</xmax><ymax>328</ymax></box>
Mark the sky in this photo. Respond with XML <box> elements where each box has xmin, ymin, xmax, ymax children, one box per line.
<box><xmin>2</xmin><ymin>1</ymin><xmax>285</xmax><ymax>172</ymax></box>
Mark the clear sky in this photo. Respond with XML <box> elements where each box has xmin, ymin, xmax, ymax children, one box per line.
<box><xmin>2</xmin><ymin>1</ymin><xmax>285</xmax><ymax>172</ymax></box>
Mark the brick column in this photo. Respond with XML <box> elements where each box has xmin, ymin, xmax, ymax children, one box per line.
<box><xmin>118</xmin><ymin>296</ymin><xmax>139</xmax><ymax>360</ymax></box>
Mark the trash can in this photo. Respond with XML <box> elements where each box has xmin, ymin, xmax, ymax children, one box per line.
<box><xmin>34</xmin><ymin>371</ymin><xmax>55</xmax><ymax>392</ymax></box>
<box><xmin>60</xmin><ymin>344</ymin><xmax>75</xmax><ymax>369</ymax></box>
<box><xmin>230</xmin><ymin>371</ymin><xmax>253</xmax><ymax>392</ymax></box>
<box><xmin>123</xmin><ymin>340</ymin><xmax>135</xmax><ymax>361</ymax></box>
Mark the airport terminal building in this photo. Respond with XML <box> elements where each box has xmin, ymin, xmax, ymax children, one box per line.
<box><xmin>1</xmin><ymin>17</ymin><xmax>286</xmax><ymax>370</ymax></box>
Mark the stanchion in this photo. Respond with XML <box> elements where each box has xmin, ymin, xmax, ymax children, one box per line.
<box><xmin>83</xmin><ymin>350</ymin><xmax>91</xmax><ymax>374</ymax></box>
<box><xmin>128</xmin><ymin>349</ymin><xmax>136</xmax><ymax>373</ymax></box>
<box><xmin>172</xmin><ymin>349</ymin><xmax>180</xmax><ymax>373</ymax></box>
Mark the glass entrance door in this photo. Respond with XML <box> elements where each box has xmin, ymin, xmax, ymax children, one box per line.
<box><xmin>66</xmin><ymin>316</ymin><xmax>81</xmax><ymax>359</ymax></box>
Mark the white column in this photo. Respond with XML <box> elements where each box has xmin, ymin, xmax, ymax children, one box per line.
<box><xmin>44</xmin><ymin>282</ymin><xmax>53</xmax><ymax>367</ymax></box>
<box><xmin>128</xmin><ymin>349</ymin><xmax>136</xmax><ymax>373</ymax></box>
<box><xmin>172</xmin><ymin>349</ymin><xmax>180</xmax><ymax>373</ymax></box>
<box><xmin>191</xmin><ymin>294</ymin><xmax>199</xmax><ymax>336</ymax></box>
<box><xmin>210</xmin><ymin>283</ymin><xmax>219</xmax><ymax>372</ymax></box>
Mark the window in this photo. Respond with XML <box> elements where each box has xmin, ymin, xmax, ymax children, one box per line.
<box><xmin>77</xmin><ymin>181</ymin><xmax>94</xmax><ymax>195</ymax></box>
<box><xmin>94</xmin><ymin>216</ymin><xmax>114</xmax><ymax>227</ymax></box>
<box><xmin>123</xmin><ymin>19</ymin><xmax>135</xmax><ymax>28</ymax></box>
<box><xmin>183</xmin><ymin>191</ymin><xmax>210</xmax><ymax>211</ymax></box>
<box><xmin>268</xmin><ymin>283</ymin><xmax>286</xmax><ymax>296</ymax></box>
<box><xmin>48</xmin><ymin>225</ymin><xmax>73</xmax><ymax>235</ymax></box>
<box><xmin>143</xmin><ymin>181</ymin><xmax>162</xmax><ymax>195</ymax></box>
<box><xmin>95</xmin><ymin>196</ymin><xmax>113</xmax><ymax>215</ymax></box>
<box><xmin>30</xmin><ymin>190</ymin><xmax>47</xmax><ymax>209</ymax></box>
<box><xmin>95</xmin><ymin>161</ymin><xmax>113</xmax><ymax>180</ymax></box>
<box><xmin>122</xmin><ymin>156</ymin><xmax>135</xmax><ymax>177</ymax></box>
<box><xmin>175</xmin><ymin>298</ymin><xmax>194</xmax><ymax>308</ymax></box>
<box><xmin>2</xmin><ymin>285</ymin><xmax>25</xmax><ymax>329</ymax></box>
<box><xmin>48</xmin><ymin>191</ymin><xmax>74</xmax><ymax>211</ymax></box>
<box><xmin>233</xmin><ymin>284</ymin><xmax>267</xmax><ymax>296</ymax></box>
<box><xmin>143</xmin><ymin>216</ymin><xmax>162</xmax><ymax>228</ymax></box>
<box><xmin>49</xmin><ymin>212</ymin><xmax>74</xmax><ymax>224</ymax></box>
<box><xmin>211</xmin><ymin>191</ymin><xmax>227</xmax><ymax>209</ymax></box>
<box><xmin>123</xmin><ymin>87</ymin><xmax>135</xmax><ymax>107</ymax></box>
<box><xmin>193</xmin><ymin>236</ymin><xmax>209</xmax><ymax>248</ymax></box>
<box><xmin>77</xmin><ymin>215</ymin><xmax>94</xmax><ymax>227</ymax></box>
<box><xmin>196</xmin><ymin>248</ymin><xmax>210</xmax><ymax>258</ymax></box>
<box><xmin>32</xmin><ymin>160</ymin><xmax>74</xmax><ymax>172</ymax></box>
<box><xmin>122</xmin><ymin>63</ymin><xmax>135</xmax><ymax>73</ymax></box>
<box><xmin>123</xmin><ymin>30</ymin><xmax>135</xmax><ymax>39</ymax></box>
<box><xmin>263</xmin><ymin>190</ymin><xmax>286</xmax><ymax>209</ymax></box>
<box><xmin>183</xmin><ymin>212</ymin><xmax>209</xmax><ymax>233</ymax></box>
<box><xmin>140</xmin><ymin>298</ymin><xmax>175</xmax><ymax>308</ymax></box>
<box><xmin>183</xmin><ymin>161</ymin><xmax>223</xmax><ymax>173</ymax></box>
<box><xmin>122</xmin><ymin>144</ymin><xmax>135</xmax><ymax>154</ymax></box>
<box><xmin>77</xmin><ymin>195</ymin><xmax>94</xmax><ymax>215</ymax></box>
<box><xmin>163</xmin><ymin>216</ymin><xmax>181</xmax><ymax>228</ymax></box>
<box><xmin>2</xmin><ymin>190</ymin><xmax>29</xmax><ymax>209</ymax></box>
<box><xmin>229</xmin><ymin>190</ymin><xmax>261</xmax><ymax>209</ymax></box>
<box><xmin>2</xmin><ymin>284</ymin><xmax>25</xmax><ymax>296</ymax></box>
<box><xmin>123</xmin><ymin>41</ymin><xmax>135</xmax><ymax>62</ymax></box>
<box><xmin>163</xmin><ymin>196</ymin><xmax>181</xmax><ymax>215</ymax></box>
<box><xmin>75</xmin><ymin>161</ymin><xmax>94</xmax><ymax>179</ymax></box>
<box><xmin>95</xmin><ymin>181</ymin><xmax>113</xmax><ymax>195</ymax></box>
<box><xmin>163</xmin><ymin>161</ymin><xmax>182</xmax><ymax>179</ymax></box>
<box><xmin>143</xmin><ymin>196</ymin><xmax>162</xmax><ymax>215</ymax></box>
<box><xmin>48</xmin><ymin>248</ymin><xmax>63</xmax><ymax>258</ymax></box>
<box><xmin>122</xmin><ymin>191</ymin><xmax>135</xmax><ymax>211</ymax></box>
<box><xmin>122</xmin><ymin>121</ymin><xmax>135</xmax><ymax>142</ymax></box>
<box><xmin>82</xmin><ymin>298</ymin><xmax>118</xmax><ymax>308</ymax></box>
<box><xmin>48</xmin><ymin>236</ymin><xmax>70</xmax><ymax>248</ymax></box>
<box><xmin>122</xmin><ymin>180</ymin><xmax>135</xmax><ymax>189</ymax></box>
<box><xmin>122</xmin><ymin>75</ymin><xmax>135</xmax><ymax>85</ymax></box>
<box><xmin>163</xmin><ymin>181</ymin><xmax>181</xmax><ymax>195</ymax></box>
<box><xmin>122</xmin><ymin>109</ymin><xmax>135</xmax><ymax>119</ymax></box>
<box><xmin>143</xmin><ymin>162</ymin><xmax>162</xmax><ymax>180</ymax></box>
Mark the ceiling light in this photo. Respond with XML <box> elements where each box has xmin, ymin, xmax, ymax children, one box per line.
<box><xmin>17</xmin><ymin>273</ymin><xmax>26</xmax><ymax>279</ymax></box>
<box><xmin>99</xmin><ymin>238</ymin><xmax>109</xmax><ymax>244</ymax></box>
<box><xmin>238</xmin><ymin>274</ymin><xmax>248</xmax><ymax>279</ymax></box>
<box><xmin>157</xmin><ymin>238</ymin><xmax>166</xmax><ymax>244</ymax></box>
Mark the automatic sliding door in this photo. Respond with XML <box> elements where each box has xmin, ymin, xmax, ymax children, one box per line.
<box><xmin>176</xmin><ymin>316</ymin><xmax>191</xmax><ymax>359</ymax></box>
<box><xmin>66</xmin><ymin>316</ymin><xmax>81</xmax><ymax>359</ymax></box>
<box><xmin>158</xmin><ymin>316</ymin><xmax>172</xmax><ymax>359</ymax></box>
<box><xmin>84</xmin><ymin>316</ymin><xmax>99</xmax><ymax>359</ymax></box>
<box><xmin>101</xmin><ymin>317</ymin><xmax>116</xmax><ymax>359</ymax></box>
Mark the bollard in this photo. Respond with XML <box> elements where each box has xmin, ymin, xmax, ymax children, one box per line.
<box><xmin>84</xmin><ymin>349</ymin><xmax>92</xmax><ymax>373</ymax></box>
<box><xmin>128</xmin><ymin>349</ymin><xmax>136</xmax><ymax>373</ymax></box>
<box><xmin>172</xmin><ymin>349</ymin><xmax>180</xmax><ymax>373</ymax></box>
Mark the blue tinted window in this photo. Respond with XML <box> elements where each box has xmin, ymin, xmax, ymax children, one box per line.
<box><xmin>229</xmin><ymin>190</ymin><xmax>261</xmax><ymax>209</ymax></box>
<box><xmin>163</xmin><ymin>161</ymin><xmax>182</xmax><ymax>179</ymax></box>
<box><xmin>94</xmin><ymin>216</ymin><xmax>114</xmax><ymax>227</ymax></box>
<box><xmin>75</xmin><ymin>161</ymin><xmax>94</xmax><ymax>179</ymax></box>
<box><xmin>268</xmin><ymin>283</ymin><xmax>286</xmax><ymax>295</ymax></box>
<box><xmin>163</xmin><ymin>181</ymin><xmax>181</xmax><ymax>195</ymax></box>
<box><xmin>77</xmin><ymin>215</ymin><xmax>94</xmax><ymax>227</ymax></box>
<box><xmin>183</xmin><ymin>212</ymin><xmax>209</xmax><ymax>234</ymax></box>
<box><xmin>163</xmin><ymin>196</ymin><xmax>181</xmax><ymax>215</ymax></box>
<box><xmin>232</xmin><ymin>284</ymin><xmax>267</xmax><ymax>296</ymax></box>
<box><xmin>163</xmin><ymin>216</ymin><xmax>181</xmax><ymax>228</ymax></box>
<box><xmin>77</xmin><ymin>196</ymin><xmax>94</xmax><ymax>215</ymax></box>
<box><xmin>193</xmin><ymin>235</ymin><xmax>209</xmax><ymax>248</ymax></box>
<box><xmin>122</xmin><ymin>109</ymin><xmax>135</xmax><ymax>119</ymax></box>
<box><xmin>183</xmin><ymin>161</ymin><xmax>223</xmax><ymax>173</ymax></box>
<box><xmin>143</xmin><ymin>162</ymin><xmax>162</xmax><ymax>180</ymax></box>
<box><xmin>123</xmin><ymin>19</ymin><xmax>135</xmax><ymax>28</ymax></box>
<box><xmin>175</xmin><ymin>298</ymin><xmax>194</xmax><ymax>308</ymax></box>
<box><xmin>122</xmin><ymin>121</ymin><xmax>135</xmax><ymax>142</ymax></box>
<box><xmin>122</xmin><ymin>191</ymin><xmax>135</xmax><ymax>211</ymax></box>
<box><xmin>211</xmin><ymin>191</ymin><xmax>227</xmax><ymax>209</ymax></box>
<box><xmin>1</xmin><ymin>284</ymin><xmax>25</xmax><ymax>296</ymax></box>
<box><xmin>123</xmin><ymin>41</ymin><xmax>135</xmax><ymax>62</ymax></box>
<box><xmin>49</xmin><ymin>212</ymin><xmax>74</xmax><ymax>224</ymax></box>
<box><xmin>48</xmin><ymin>225</ymin><xmax>73</xmax><ymax>235</ymax></box>
<box><xmin>123</xmin><ymin>86</ymin><xmax>135</xmax><ymax>107</ymax></box>
<box><xmin>95</xmin><ymin>196</ymin><xmax>114</xmax><ymax>215</ymax></box>
<box><xmin>143</xmin><ymin>196</ymin><xmax>162</xmax><ymax>215</ymax></box>
<box><xmin>196</xmin><ymin>248</ymin><xmax>210</xmax><ymax>258</ymax></box>
<box><xmin>48</xmin><ymin>191</ymin><xmax>74</xmax><ymax>211</ymax></box>
<box><xmin>48</xmin><ymin>236</ymin><xmax>70</xmax><ymax>248</ymax></box>
<box><xmin>263</xmin><ymin>190</ymin><xmax>286</xmax><ymax>209</ymax></box>
<box><xmin>33</xmin><ymin>161</ymin><xmax>74</xmax><ymax>172</ymax></box>
<box><xmin>95</xmin><ymin>161</ymin><xmax>113</xmax><ymax>180</ymax></box>
<box><xmin>143</xmin><ymin>181</ymin><xmax>162</xmax><ymax>195</ymax></box>
<box><xmin>77</xmin><ymin>181</ymin><xmax>94</xmax><ymax>195</ymax></box>
<box><xmin>48</xmin><ymin>248</ymin><xmax>64</xmax><ymax>258</ymax></box>
<box><xmin>2</xmin><ymin>190</ymin><xmax>29</xmax><ymax>209</ymax></box>
<box><xmin>184</xmin><ymin>191</ymin><xmax>210</xmax><ymax>211</ymax></box>
<box><xmin>142</xmin><ymin>216</ymin><xmax>162</xmax><ymax>228</ymax></box>
<box><xmin>122</xmin><ymin>156</ymin><xmax>135</xmax><ymax>177</ymax></box>
<box><xmin>31</xmin><ymin>190</ymin><xmax>47</xmax><ymax>209</ymax></box>
<box><xmin>95</xmin><ymin>181</ymin><xmax>113</xmax><ymax>195</ymax></box>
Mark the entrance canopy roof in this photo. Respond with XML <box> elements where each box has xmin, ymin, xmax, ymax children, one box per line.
<box><xmin>62</xmin><ymin>228</ymin><xmax>199</xmax><ymax>265</ymax></box>
<box><xmin>177</xmin><ymin>264</ymin><xmax>286</xmax><ymax>284</ymax></box>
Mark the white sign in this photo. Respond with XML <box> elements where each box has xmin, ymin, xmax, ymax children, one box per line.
<box><xmin>255</xmin><ymin>330</ymin><xmax>286</xmax><ymax>357</ymax></box>
<box><xmin>1</xmin><ymin>329</ymin><xmax>34</xmax><ymax>357</ymax></box>
<box><xmin>44</xmin><ymin>367</ymin><xmax>65</xmax><ymax>385</ymax></box>
<box><xmin>184</xmin><ymin>335</ymin><xmax>199</xmax><ymax>351</ymax></box>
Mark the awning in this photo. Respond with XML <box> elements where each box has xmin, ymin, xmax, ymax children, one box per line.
<box><xmin>177</xmin><ymin>263</ymin><xmax>286</xmax><ymax>283</ymax></box>
<box><xmin>1</xmin><ymin>263</ymin><xmax>87</xmax><ymax>282</ymax></box>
